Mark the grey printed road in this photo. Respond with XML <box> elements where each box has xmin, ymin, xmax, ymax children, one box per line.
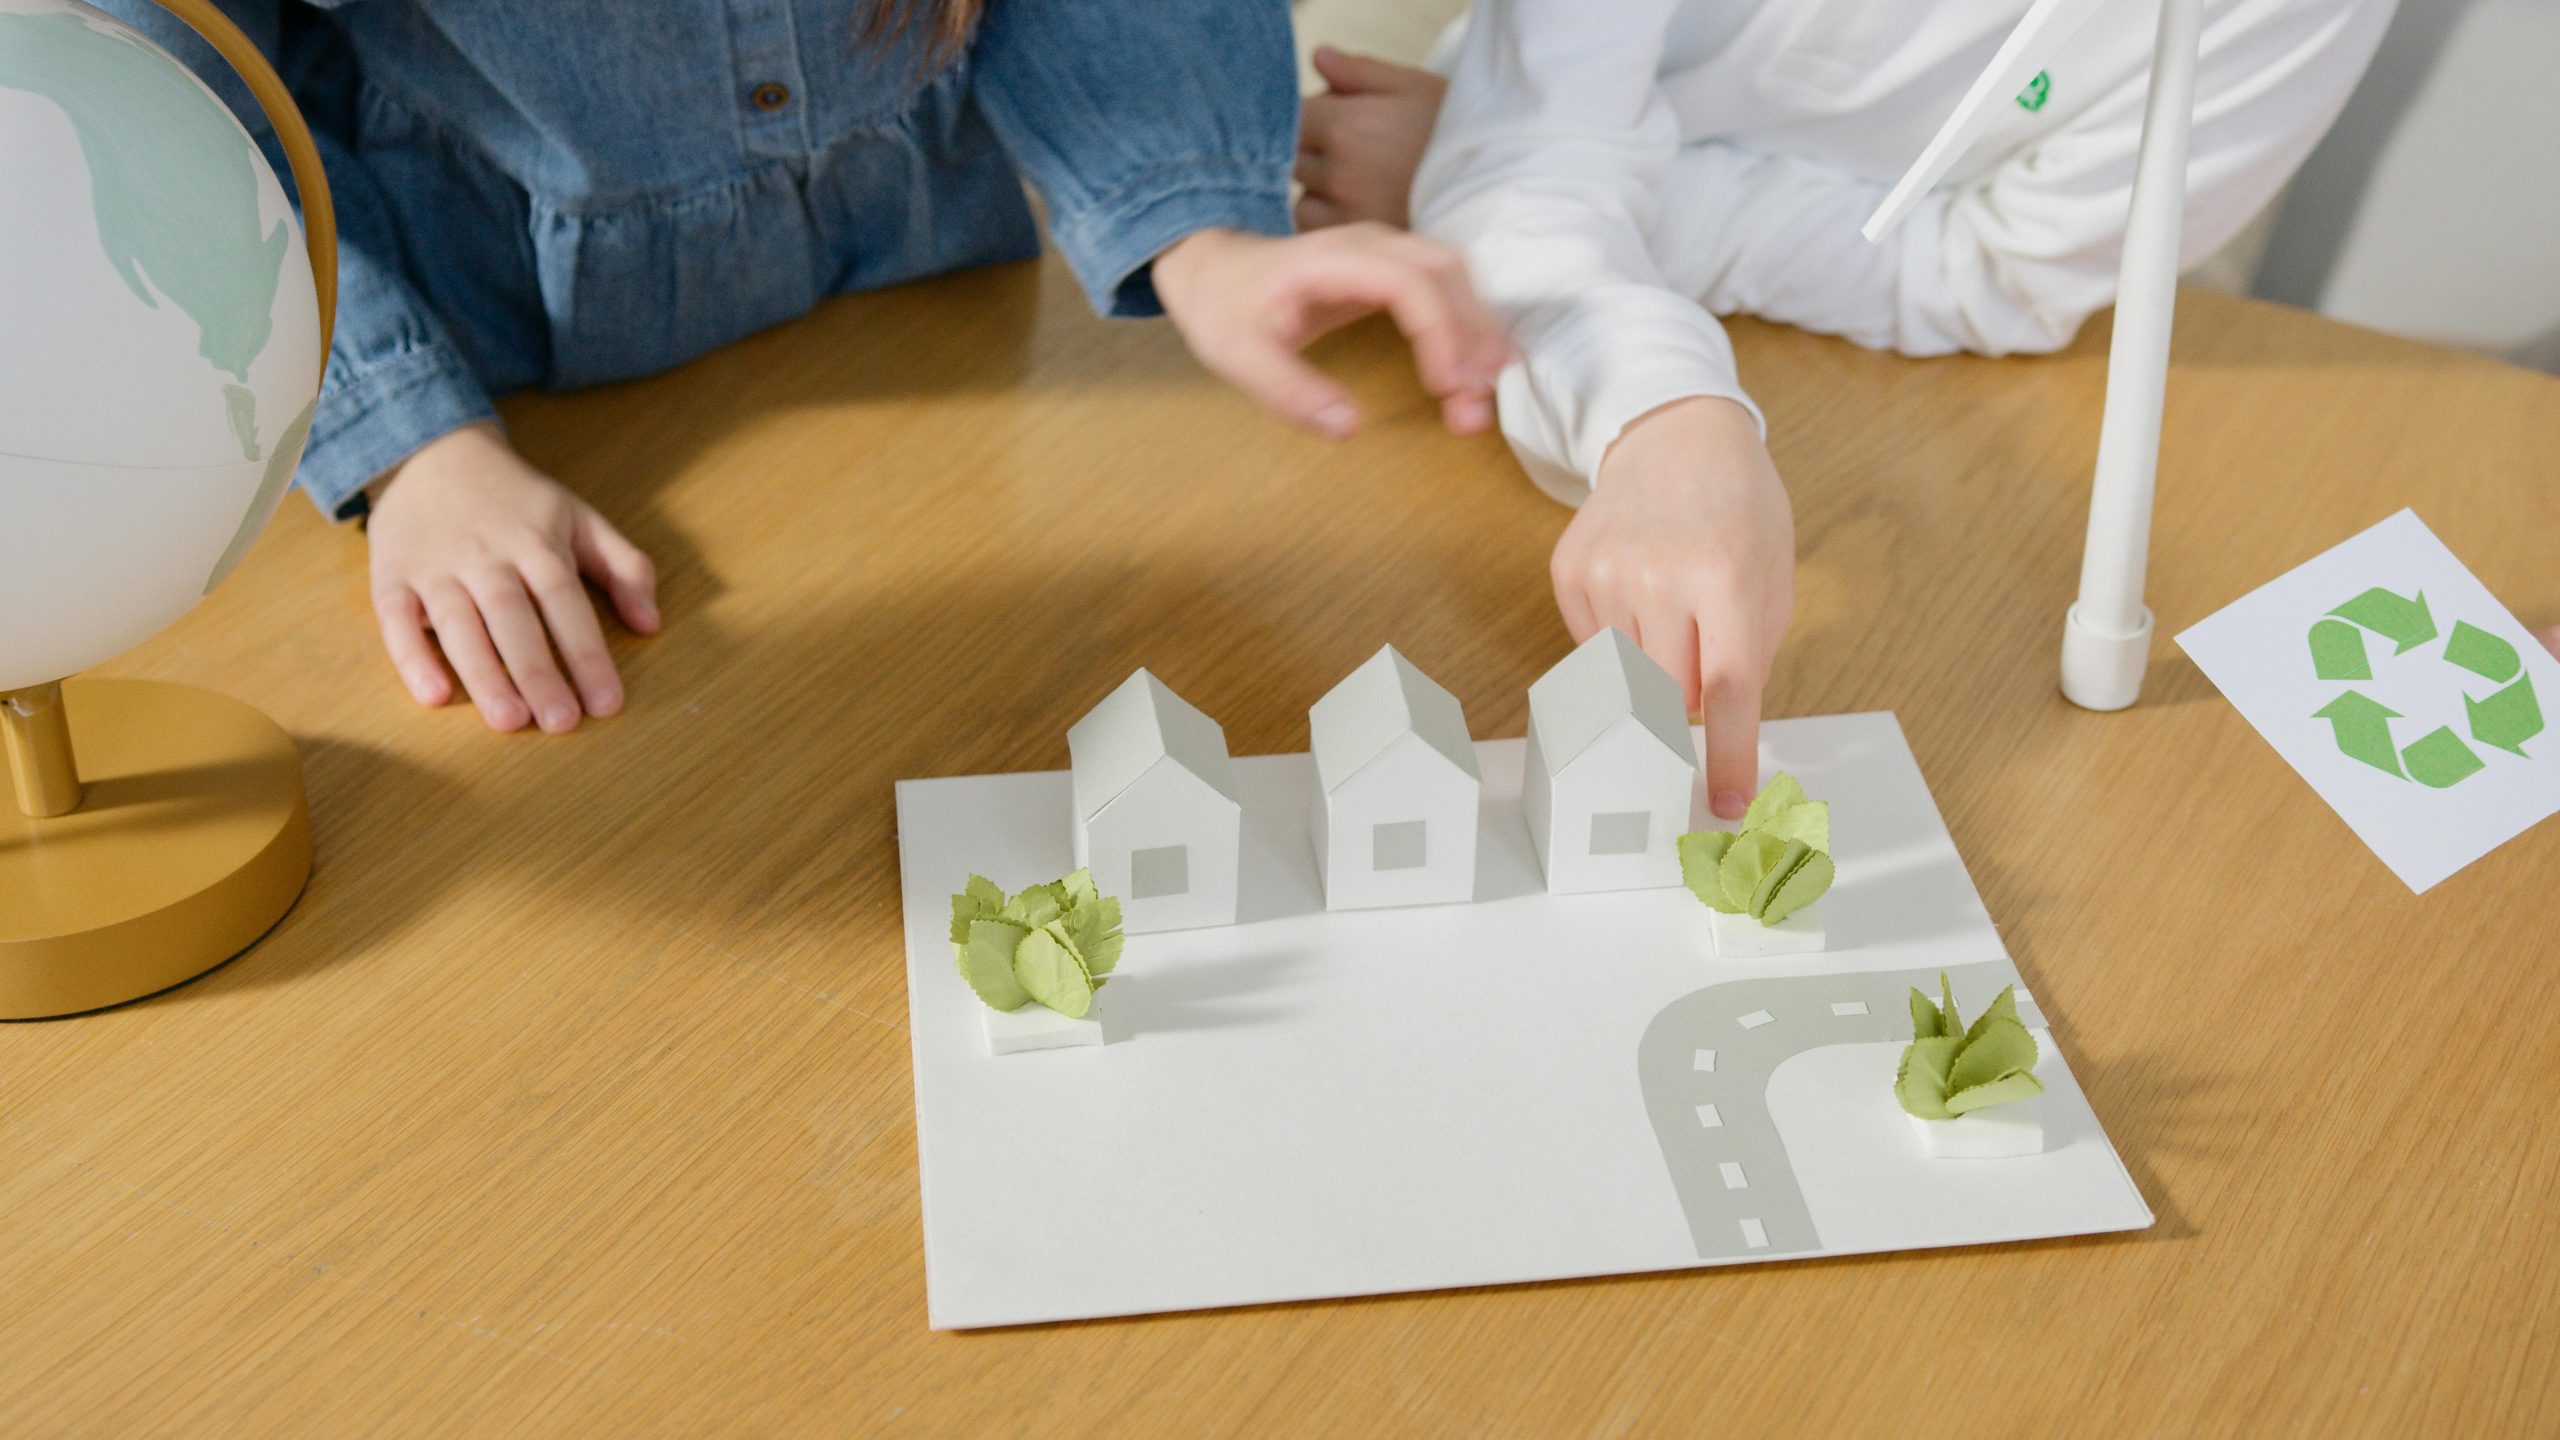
<box><xmin>1636</xmin><ymin>959</ymin><xmax>2039</xmax><ymax>1259</ymax></box>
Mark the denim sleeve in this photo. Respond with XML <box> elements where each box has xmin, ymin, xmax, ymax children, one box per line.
<box><xmin>967</xmin><ymin>0</ymin><xmax>1298</xmax><ymax>318</ymax></box>
<box><xmin>92</xmin><ymin>0</ymin><xmax>495</xmax><ymax>520</ymax></box>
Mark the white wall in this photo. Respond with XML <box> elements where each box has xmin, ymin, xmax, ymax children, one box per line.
<box><xmin>2253</xmin><ymin>0</ymin><xmax>2560</xmax><ymax>370</ymax></box>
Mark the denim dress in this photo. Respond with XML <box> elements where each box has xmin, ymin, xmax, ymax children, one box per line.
<box><xmin>104</xmin><ymin>0</ymin><xmax>1298</xmax><ymax>517</ymax></box>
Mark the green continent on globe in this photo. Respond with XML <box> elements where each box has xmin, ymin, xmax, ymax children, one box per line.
<box><xmin>204</xmin><ymin>394</ymin><xmax>314</xmax><ymax>594</ymax></box>
<box><xmin>0</xmin><ymin>9</ymin><xmax>289</xmax><ymax>457</ymax></box>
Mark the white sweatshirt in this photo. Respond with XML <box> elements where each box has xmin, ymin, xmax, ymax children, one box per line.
<box><xmin>1411</xmin><ymin>0</ymin><xmax>2397</xmax><ymax>504</ymax></box>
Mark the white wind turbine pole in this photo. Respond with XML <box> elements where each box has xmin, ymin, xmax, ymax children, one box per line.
<box><xmin>1863</xmin><ymin>0</ymin><xmax>2208</xmax><ymax>711</ymax></box>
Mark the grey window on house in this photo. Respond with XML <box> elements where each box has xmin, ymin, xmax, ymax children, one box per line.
<box><xmin>1372</xmin><ymin>819</ymin><xmax>1428</xmax><ymax>872</ymax></box>
<box><xmin>1589</xmin><ymin>810</ymin><xmax>1652</xmax><ymax>856</ymax></box>
<box><xmin>1129</xmin><ymin>844</ymin><xmax>1191</xmax><ymax>900</ymax></box>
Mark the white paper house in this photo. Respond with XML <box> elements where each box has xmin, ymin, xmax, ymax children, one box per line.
<box><xmin>1067</xmin><ymin>669</ymin><xmax>1243</xmax><ymax>933</ymax></box>
<box><xmin>1307</xmin><ymin>646</ymin><xmax>1482</xmax><ymax>911</ymax></box>
<box><xmin>1522</xmin><ymin>628</ymin><xmax>1700</xmax><ymax>894</ymax></box>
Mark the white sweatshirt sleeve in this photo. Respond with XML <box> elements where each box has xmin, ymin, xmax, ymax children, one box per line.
<box><xmin>1414</xmin><ymin>0</ymin><xmax>2395</xmax><ymax>504</ymax></box>
<box><xmin>1652</xmin><ymin>0</ymin><xmax>2397</xmax><ymax>359</ymax></box>
<box><xmin>1410</xmin><ymin>0</ymin><xmax>1763</xmax><ymax>506</ymax></box>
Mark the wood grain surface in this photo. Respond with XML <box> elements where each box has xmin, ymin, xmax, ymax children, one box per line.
<box><xmin>5</xmin><ymin>254</ymin><xmax>2555</xmax><ymax>1437</ymax></box>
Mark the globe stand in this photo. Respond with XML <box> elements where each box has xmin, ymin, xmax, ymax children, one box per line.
<box><xmin>0</xmin><ymin>678</ymin><xmax>311</xmax><ymax>1018</ymax></box>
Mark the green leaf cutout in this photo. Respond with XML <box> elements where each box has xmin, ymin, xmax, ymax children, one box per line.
<box><xmin>1946</xmin><ymin>1069</ymin><xmax>2046</xmax><ymax>1116</ymax></box>
<box><xmin>1084</xmin><ymin>895</ymin><xmax>1125</xmax><ymax>977</ymax></box>
<box><xmin>1895</xmin><ymin>1036</ymin><xmax>1962</xmax><ymax>1120</ymax></box>
<box><xmin>1002</xmin><ymin>880</ymin><xmax>1066</xmax><ymax>932</ymax></box>
<box><xmin>1060</xmin><ymin>867</ymin><xmax>1099</xmax><ymax>908</ymax></box>
<box><xmin>1946</xmin><ymin>1016</ymin><xmax>2037</xmax><ymax>1093</ymax></box>
<box><xmin>1677</xmin><ymin>773</ymin><xmax>1835</xmax><ymax>928</ymax></box>
<box><xmin>1741</xmin><ymin>773</ymin><xmax>1830</xmax><ymax>852</ymax></box>
<box><xmin>948</xmin><ymin>869</ymin><xmax>1128</xmax><ymax>1017</ymax></box>
<box><xmin>1745</xmin><ymin>839</ymin><xmax>1815</xmax><ymax>918</ymax></box>
<box><xmin>1753</xmin><ymin>801</ymin><xmax>1829</xmax><ymax>853</ymax></box>
<box><xmin>1678</xmin><ymin>831</ymin><xmax>1742</xmax><ymax>913</ymax></box>
<box><xmin>1014</xmin><ymin>927</ymin><xmax>1095</xmax><ymax>1018</ymax></box>
<box><xmin>1739</xmin><ymin>774</ymin><xmax>1807</xmax><ymax>832</ymax></box>
<box><xmin>1758</xmin><ymin>848</ymin><xmax>1832</xmax><ymax>926</ymax></box>
<box><xmin>1960</xmin><ymin>985</ymin><xmax>2023</xmax><ymax>1052</ymax></box>
<box><xmin>1896</xmin><ymin>972</ymin><xmax>2043</xmax><ymax>1120</ymax></box>
<box><xmin>1718</xmin><ymin>831</ymin><xmax>1788</xmax><ymax>912</ymax></box>
<box><xmin>951</xmin><ymin>873</ymin><xmax>1007</xmax><ymax>945</ymax></box>
<box><xmin>958</xmin><ymin>919</ymin><xmax>1032</xmax><ymax>1011</ymax></box>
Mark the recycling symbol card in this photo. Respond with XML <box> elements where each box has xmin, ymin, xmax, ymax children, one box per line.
<box><xmin>2178</xmin><ymin>509</ymin><xmax>2559</xmax><ymax>893</ymax></box>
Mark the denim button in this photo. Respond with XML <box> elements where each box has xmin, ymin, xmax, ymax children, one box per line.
<box><xmin>751</xmin><ymin>81</ymin><xmax>791</xmax><ymax>111</ymax></box>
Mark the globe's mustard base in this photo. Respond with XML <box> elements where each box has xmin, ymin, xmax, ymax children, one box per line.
<box><xmin>0</xmin><ymin>679</ymin><xmax>310</xmax><ymax>1019</ymax></box>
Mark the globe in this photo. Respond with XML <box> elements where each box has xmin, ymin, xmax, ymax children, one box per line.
<box><xmin>2</xmin><ymin>0</ymin><xmax>329</xmax><ymax>1018</ymax></box>
<box><xmin>0</xmin><ymin>0</ymin><xmax>324</xmax><ymax>694</ymax></box>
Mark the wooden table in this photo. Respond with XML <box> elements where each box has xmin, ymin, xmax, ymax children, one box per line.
<box><xmin>6</xmin><ymin>255</ymin><xmax>2555</xmax><ymax>1436</ymax></box>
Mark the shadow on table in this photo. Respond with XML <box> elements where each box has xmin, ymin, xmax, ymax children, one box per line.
<box><xmin>2034</xmin><ymin>1047</ymin><xmax>2233</xmax><ymax>1246</ymax></box>
<box><xmin>492</xmin><ymin>259</ymin><xmax>1171</xmax><ymax>565</ymax></box>
<box><xmin>2137</xmin><ymin>653</ymin><xmax>2220</xmax><ymax>709</ymax></box>
<box><xmin>149</xmin><ymin>737</ymin><xmax>468</xmax><ymax>1004</ymax></box>
<box><xmin>1102</xmin><ymin>946</ymin><xmax>1317</xmax><ymax>1041</ymax></box>
<box><xmin>425</xmin><ymin>549</ymin><xmax>1400</xmax><ymax>979</ymax></box>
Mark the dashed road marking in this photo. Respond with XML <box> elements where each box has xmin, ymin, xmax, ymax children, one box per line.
<box><xmin>1737</xmin><ymin>1010</ymin><xmax>1774</xmax><ymax>1031</ymax></box>
<box><xmin>1695</xmin><ymin>1104</ymin><xmax>1723</xmax><ymax>1129</ymax></box>
<box><xmin>1830</xmin><ymin>1000</ymin><xmax>1869</xmax><ymax>1016</ymax></box>
<box><xmin>1740</xmin><ymin>1217</ymin><xmax>1768</xmax><ymax>1249</ymax></box>
<box><xmin>1692</xmin><ymin>1049</ymin><xmax>1716</xmax><ymax>1072</ymax></box>
<box><xmin>1719</xmin><ymin>1162</ymin><xmax>1747</xmax><ymax>1190</ymax></box>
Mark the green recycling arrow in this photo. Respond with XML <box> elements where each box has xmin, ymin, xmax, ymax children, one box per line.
<box><xmin>2466</xmin><ymin>677</ymin><xmax>2544</xmax><ymax>755</ymax></box>
<box><xmin>2308</xmin><ymin>617</ymin><xmax>2371</xmax><ymax>680</ymax></box>
<box><xmin>2307</xmin><ymin>592</ymin><xmax>2538</xmax><ymax>784</ymax></box>
<box><xmin>2314</xmin><ymin>691</ymin><xmax>2402</xmax><ymax>776</ymax></box>
<box><xmin>2329</xmin><ymin>588</ymin><xmax>2435</xmax><ymax>653</ymax></box>
<box><xmin>2445</xmin><ymin>620</ymin><xmax>2520</xmax><ymax>683</ymax></box>
<box><xmin>2402</xmin><ymin>726</ymin><xmax>2486</xmax><ymax>787</ymax></box>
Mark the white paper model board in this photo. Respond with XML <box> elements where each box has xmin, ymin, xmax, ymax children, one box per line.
<box><xmin>895</xmin><ymin>712</ymin><xmax>2152</xmax><ymax>1329</ymax></box>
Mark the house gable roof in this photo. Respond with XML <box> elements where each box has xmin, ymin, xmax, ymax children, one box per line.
<box><xmin>1308</xmin><ymin>645</ymin><xmax>1479</xmax><ymax>795</ymax></box>
<box><xmin>1067</xmin><ymin>669</ymin><xmax>1242</xmax><ymax>820</ymax></box>
<box><xmin>1526</xmin><ymin>628</ymin><xmax>1699</xmax><ymax>774</ymax></box>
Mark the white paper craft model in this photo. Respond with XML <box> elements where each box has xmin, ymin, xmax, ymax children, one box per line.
<box><xmin>1910</xmin><ymin>1105</ymin><xmax>2044</xmax><ymax>1160</ymax></box>
<box><xmin>1307</xmin><ymin>645</ymin><xmax>1482</xmax><ymax>911</ymax></box>
<box><xmin>984</xmin><ymin>1000</ymin><xmax>1102</xmax><ymax>1056</ymax></box>
<box><xmin>1522</xmin><ymin>629</ymin><xmax>1700</xmax><ymax>894</ymax></box>
<box><xmin>1708</xmin><ymin>906</ymin><xmax>1826</xmax><ymax>960</ymax></box>
<box><xmin>895</xmin><ymin>714</ymin><xmax>2154</xmax><ymax>1328</ymax></box>
<box><xmin>1067</xmin><ymin>670</ymin><xmax>1242</xmax><ymax>933</ymax></box>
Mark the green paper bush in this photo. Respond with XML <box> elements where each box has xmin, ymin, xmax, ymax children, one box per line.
<box><xmin>1895</xmin><ymin>973</ymin><xmax>2045</xmax><ymax>1121</ymax></box>
<box><xmin>1677</xmin><ymin>773</ymin><xmax>1834</xmax><ymax>927</ymax></box>
<box><xmin>948</xmin><ymin>868</ymin><xmax>1124</xmax><ymax>1018</ymax></box>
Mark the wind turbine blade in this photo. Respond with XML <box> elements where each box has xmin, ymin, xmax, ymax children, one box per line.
<box><xmin>1862</xmin><ymin>0</ymin><xmax>2111</xmax><ymax>242</ymax></box>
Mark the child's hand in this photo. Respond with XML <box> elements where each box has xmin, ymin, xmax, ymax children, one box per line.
<box><xmin>1555</xmin><ymin>398</ymin><xmax>1795</xmax><ymax>821</ymax></box>
<box><xmin>365</xmin><ymin>422</ymin><xmax>660</xmax><ymax>733</ymax></box>
<box><xmin>1295</xmin><ymin>47</ymin><xmax>1448</xmax><ymax>230</ymax></box>
<box><xmin>2540</xmin><ymin>627</ymin><xmax>2560</xmax><ymax>662</ymax></box>
<box><xmin>1152</xmin><ymin>223</ymin><xmax>1511</xmax><ymax>440</ymax></box>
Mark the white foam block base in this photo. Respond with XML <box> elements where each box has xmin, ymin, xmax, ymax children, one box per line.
<box><xmin>982</xmin><ymin>1003</ymin><xmax>1104</xmax><ymax>1055</ymax></box>
<box><xmin>1708</xmin><ymin>907</ymin><xmax>1825</xmax><ymax>958</ymax></box>
<box><xmin>1908</xmin><ymin>1105</ymin><xmax>2044</xmax><ymax>1159</ymax></box>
